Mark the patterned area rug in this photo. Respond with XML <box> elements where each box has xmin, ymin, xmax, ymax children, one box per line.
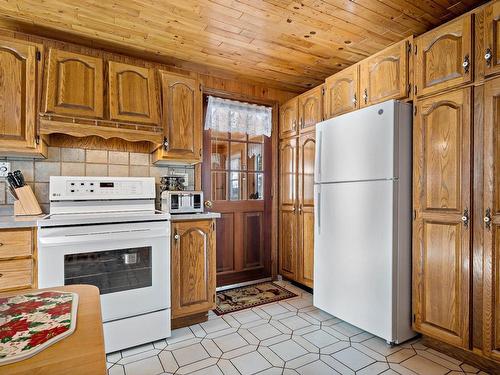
<box><xmin>214</xmin><ymin>282</ymin><xmax>297</xmax><ymax>315</ymax></box>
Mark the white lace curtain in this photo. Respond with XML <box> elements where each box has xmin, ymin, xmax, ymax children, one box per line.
<box><xmin>204</xmin><ymin>96</ymin><xmax>272</xmax><ymax>137</ymax></box>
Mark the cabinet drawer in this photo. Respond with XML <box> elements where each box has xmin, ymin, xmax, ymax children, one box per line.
<box><xmin>0</xmin><ymin>259</ymin><xmax>33</xmax><ymax>290</ymax></box>
<box><xmin>0</xmin><ymin>229</ymin><xmax>33</xmax><ymax>259</ymax></box>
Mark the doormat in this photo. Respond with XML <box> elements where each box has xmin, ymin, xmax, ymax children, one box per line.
<box><xmin>214</xmin><ymin>282</ymin><xmax>297</xmax><ymax>315</ymax></box>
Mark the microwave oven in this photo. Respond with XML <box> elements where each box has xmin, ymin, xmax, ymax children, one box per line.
<box><xmin>161</xmin><ymin>191</ymin><xmax>203</xmax><ymax>214</ymax></box>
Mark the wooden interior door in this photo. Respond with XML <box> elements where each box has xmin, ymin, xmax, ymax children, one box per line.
<box><xmin>415</xmin><ymin>15</ymin><xmax>473</xmax><ymax>98</ymax></box>
<box><xmin>413</xmin><ymin>87</ymin><xmax>472</xmax><ymax>348</ymax></box>
<box><xmin>324</xmin><ymin>64</ymin><xmax>359</xmax><ymax>119</ymax></box>
<box><xmin>483</xmin><ymin>76</ymin><xmax>500</xmax><ymax>361</ymax></box>
<box><xmin>44</xmin><ymin>49</ymin><xmax>103</xmax><ymax>118</ymax></box>
<box><xmin>485</xmin><ymin>2</ymin><xmax>500</xmax><ymax>78</ymax></box>
<box><xmin>108</xmin><ymin>61</ymin><xmax>159</xmax><ymax>124</ymax></box>
<box><xmin>298</xmin><ymin>85</ymin><xmax>323</xmax><ymax>133</ymax></box>
<box><xmin>171</xmin><ymin>220</ymin><xmax>216</xmax><ymax>318</ymax></box>
<box><xmin>0</xmin><ymin>37</ymin><xmax>39</xmax><ymax>150</ymax></box>
<box><xmin>279</xmin><ymin>137</ymin><xmax>298</xmax><ymax>280</ymax></box>
<box><xmin>360</xmin><ymin>38</ymin><xmax>410</xmax><ymax>107</ymax></box>
<box><xmin>202</xmin><ymin>125</ymin><xmax>272</xmax><ymax>287</ymax></box>
<box><xmin>158</xmin><ymin>71</ymin><xmax>202</xmax><ymax>162</ymax></box>
<box><xmin>279</xmin><ymin>97</ymin><xmax>298</xmax><ymax>138</ymax></box>
<box><xmin>297</xmin><ymin>132</ymin><xmax>315</xmax><ymax>288</ymax></box>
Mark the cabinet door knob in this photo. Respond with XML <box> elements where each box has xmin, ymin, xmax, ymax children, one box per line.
<box><xmin>484</xmin><ymin>207</ymin><xmax>492</xmax><ymax>230</ymax></box>
<box><xmin>461</xmin><ymin>208</ymin><xmax>469</xmax><ymax>228</ymax></box>
<box><xmin>462</xmin><ymin>55</ymin><xmax>470</xmax><ymax>74</ymax></box>
<box><xmin>298</xmin><ymin>205</ymin><xmax>303</xmax><ymax>214</ymax></box>
<box><xmin>352</xmin><ymin>94</ymin><xmax>357</xmax><ymax>105</ymax></box>
<box><xmin>485</xmin><ymin>48</ymin><xmax>492</xmax><ymax>67</ymax></box>
<box><xmin>163</xmin><ymin>137</ymin><xmax>169</xmax><ymax>151</ymax></box>
<box><xmin>363</xmin><ymin>89</ymin><xmax>368</xmax><ymax>104</ymax></box>
<box><xmin>174</xmin><ymin>234</ymin><xmax>180</xmax><ymax>240</ymax></box>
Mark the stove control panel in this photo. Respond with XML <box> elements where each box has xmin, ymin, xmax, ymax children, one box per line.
<box><xmin>50</xmin><ymin>176</ymin><xmax>156</xmax><ymax>200</ymax></box>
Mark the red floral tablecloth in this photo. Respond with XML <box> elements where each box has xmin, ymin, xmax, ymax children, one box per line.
<box><xmin>0</xmin><ymin>291</ymin><xmax>78</xmax><ymax>365</ymax></box>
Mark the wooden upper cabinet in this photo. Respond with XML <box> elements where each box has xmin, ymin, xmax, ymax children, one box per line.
<box><xmin>297</xmin><ymin>133</ymin><xmax>315</xmax><ymax>288</ymax></box>
<box><xmin>171</xmin><ymin>219</ymin><xmax>216</xmax><ymax>319</ymax></box>
<box><xmin>0</xmin><ymin>37</ymin><xmax>41</xmax><ymax>153</ymax></box>
<box><xmin>279</xmin><ymin>97</ymin><xmax>298</xmax><ymax>138</ymax></box>
<box><xmin>324</xmin><ymin>64</ymin><xmax>359</xmax><ymax>119</ymax></box>
<box><xmin>360</xmin><ymin>38</ymin><xmax>411</xmax><ymax>107</ymax></box>
<box><xmin>153</xmin><ymin>71</ymin><xmax>202</xmax><ymax>163</ymax></box>
<box><xmin>44</xmin><ymin>49</ymin><xmax>103</xmax><ymax>118</ymax></box>
<box><xmin>484</xmin><ymin>1</ymin><xmax>500</xmax><ymax>77</ymax></box>
<box><xmin>298</xmin><ymin>85</ymin><xmax>323</xmax><ymax>132</ymax></box>
<box><xmin>108</xmin><ymin>61</ymin><xmax>159</xmax><ymax>125</ymax></box>
<box><xmin>413</xmin><ymin>87</ymin><xmax>472</xmax><ymax>348</ymax></box>
<box><xmin>415</xmin><ymin>15</ymin><xmax>473</xmax><ymax>98</ymax></box>
<box><xmin>483</xmin><ymin>76</ymin><xmax>500</xmax><ymax>362</ymax></box>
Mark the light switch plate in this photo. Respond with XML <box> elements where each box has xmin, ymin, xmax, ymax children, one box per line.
<box><xmin>0</xmin><ymin>162</ymin><xmax>10</xmax><ymax>177</ymax></box>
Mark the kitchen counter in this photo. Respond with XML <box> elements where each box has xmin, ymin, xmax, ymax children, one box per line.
<box><xmin>0</xmin><ymin>285</ymin><xmax>106</xmax><ymax>375</ymax></box>
<box><xmin>0</xmin><ymin>215</ymin><xmax>45</xmax><ymax>229</ymax></box>
<box><xmin>169</xmin><ymin>212</ymin><xmax>221</xmax><ymax>221</ymax></box>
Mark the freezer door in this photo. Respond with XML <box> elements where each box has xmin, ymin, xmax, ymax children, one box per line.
<box><xmin>314</xmin><ymin>180</ymin><xmax>395</xmax><ymax>341</ymax></box>
<box><xmin>315</xmin><ymin>100</ymin><xmax>396</xmax><ymax>183</ymax></box>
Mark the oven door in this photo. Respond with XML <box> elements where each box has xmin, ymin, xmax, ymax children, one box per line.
<box><xmin>37</xmin><ymin>220</ymin><xmax>170</xmax><ymax>322</ymax></box>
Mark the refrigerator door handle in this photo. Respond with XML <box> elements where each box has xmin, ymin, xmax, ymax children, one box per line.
<box><xmin>316</xmin><ymin>189</ymin><xmax>321</xmax><ymax>234</ymax></box>
<box><xmin>317</xmin><ymin>132</ymin><xmax>322</xmax><ymax>181</ymax></box>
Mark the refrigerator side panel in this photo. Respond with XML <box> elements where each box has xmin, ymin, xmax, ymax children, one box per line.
<box><xmin>314</xmin><ymin>100</ymin><xmax>395</xmax><ymax>183</ymax></box>
<box><xmin>394</xmin><ymin>102</ymin><xmax>415</xmax><ymax>343</ymax></box>
<box><xmin>313</xmin><ymin>180</ymin><xmax>394</xmax><ymax>341</ymax></box>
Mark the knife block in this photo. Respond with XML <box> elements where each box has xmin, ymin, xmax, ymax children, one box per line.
<box><xmin>13</xmin><ymin>185</ymin><xmax>42</xmax><ymax>216</ymax></box>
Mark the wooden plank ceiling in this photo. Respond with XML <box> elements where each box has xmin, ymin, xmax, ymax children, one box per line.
<box><xmin>0</xmin><ymin>0</ymin><xmax>484</xmax><ymax>92</ymax></box>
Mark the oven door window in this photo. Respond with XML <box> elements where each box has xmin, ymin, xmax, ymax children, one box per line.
<box><xmin>64</xmin><ymin>247</ymin><xmax>152</xmax><ymax>295</ymax></box>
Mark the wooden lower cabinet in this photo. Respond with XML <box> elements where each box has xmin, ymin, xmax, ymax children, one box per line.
<box><xmin>279</xmin><ymin>132</ymin><xmax>315</xmax><ymax>289</ymax></box>
<box><xmin>0</xmin><ymin>228</ymin><xmax>37</xmax><ymax>292</ymax></box>
<box><xmin>413</xmin><ymin>87</ymin><xmax>472</xmax><ymax>348</ymax></box>
<box><xmin>170</xmin><ymin>219</ymin><xmax>216</xmax><ymax>327</ymax></box>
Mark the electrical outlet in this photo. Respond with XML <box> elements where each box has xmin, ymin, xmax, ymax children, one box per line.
<box><xmin>0</xmin><ymin>162</ymin><xmax>10</xmax><ymax>177</ymax></box>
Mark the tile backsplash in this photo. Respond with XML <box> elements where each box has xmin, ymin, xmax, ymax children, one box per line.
<box><xmin>0</xmin><ymin>147</ymin><xmax>195</xmax><ymax>215</ymax></box>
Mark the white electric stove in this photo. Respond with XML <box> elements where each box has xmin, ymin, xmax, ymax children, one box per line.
<box><xmin>37</xmin><ymin>176</ymin><xmax>171</xmax><ymax>353</ymax></box>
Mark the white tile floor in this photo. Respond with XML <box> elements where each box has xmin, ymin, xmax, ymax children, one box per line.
<box><xmin>106</xmin><ymin>281</ymin><xmax>490</xmax><ymax>375</ymax></box>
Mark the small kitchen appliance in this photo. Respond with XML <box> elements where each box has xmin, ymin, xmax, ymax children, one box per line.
<box><xmin>37</xmin><ymin>176</ymin><xmax>171</xmax><ymax>353</ymax></box>
<box><xmin>161</xmin><ymin>190</ymin><xmax>204</xmax><ymax>214</ymax></box>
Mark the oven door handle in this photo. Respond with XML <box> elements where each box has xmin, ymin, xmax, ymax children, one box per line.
<box><xmin>38</xmin><ymin>228</ymin><xmax>168</xmax><ymax>245</ymax></box>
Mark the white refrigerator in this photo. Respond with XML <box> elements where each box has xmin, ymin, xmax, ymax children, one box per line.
<box><xmin>313</xmin><ymin>100</ymin><xmax>415</xmax><ymax>344</ymax></box>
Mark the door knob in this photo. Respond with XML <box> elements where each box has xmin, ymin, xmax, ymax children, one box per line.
<box><xmin>174</xmin><ymin>233</ymin><xmax>180</xmax><ymax>240</ymax></box>
<box><xmin>204</xmin><ymin>200</ymin><xmax>213</xmax><ymax>208</ymax></box>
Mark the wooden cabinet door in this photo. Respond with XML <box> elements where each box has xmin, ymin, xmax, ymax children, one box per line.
<box><xmin>413</xmin><ymin>87</ymin><xmax>472</xmax><ymax>348</ymax></box>
<box><xmin>108</xmin><ymin>61</ymin><xmax>159</xmax><ymax>125</ymax></box>
<box><xmin>157</xmin><ymin>71</ymin><xmax>201</xmax><ymax>162</ymax></box>
<box><xmin>44</xmin><ymin>49</ymin><xmax>103</xmax><ymax>118</ymax></box>
<box><xmin>171</xmin><ymin>220</ymin><xmax>216</xmax><ymax>318</ymax></box>
<box><xmin>485</xmin><ymin>2</ymin><xmax>500</xmax><ymax>77</ymax></box>
<box><xmin>279</xmin><ymin>97</ymin><xmax>298</xmax><ymax>139</ymax></box>
<box><xmin>279</xmin><ymin>137</ymin><xmax>298</xmax><ymax>279</ymax></box>
<box><xmin>297</xmin><ymin>132</ymin><xmax>315</xmax><ymax>288</ymax></box>
<box><xmin>415</xmin><ymin>15</ymin><xmax>473</xmax><ymax>98</ymax></box>
<box><xmin>298</xmin><ymin>85</ymin><xmax>323</xmax><ymax>133</ymax></box>
<box><xmin>324</xmin><ymin>64</ymin><xmax>359</xmax><ymax>119</ymax></box>
<box><xmin>0</xmin><ymin>37</ymin><xmax>39</xmax><ymax>151</ymax></box>
<box><xmin>483</xmin><ymin>76</ymin><xmax>500</xmax><ymax>361</ymax></box>
<box><xmin>360</xmin><ymin>38</ymin><xmax>411</xmax><ymax>107</ymax></box>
